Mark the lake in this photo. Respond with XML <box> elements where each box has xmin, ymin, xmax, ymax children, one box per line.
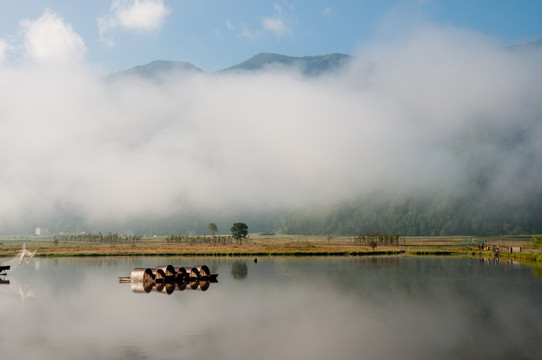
<box><xmin>1</xmin><ymin>256</ymin><xmax>541</xmax><ymax>360</ymax></box>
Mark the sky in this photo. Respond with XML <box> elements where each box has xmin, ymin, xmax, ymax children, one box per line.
<box><xmin>0</xmin><ymin>0</ymin><xmax>541</xmax><ymax>73</ymax></box>
<box><xmin>0</xmin><ymin>1</ymin><xmax>541</xmax><ymax>234</ymax></box>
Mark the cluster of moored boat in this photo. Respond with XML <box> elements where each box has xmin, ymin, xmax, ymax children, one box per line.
<box><xmin>119</xmin><ymin>264</ymin><xmax>218</xmax><ymax>294</ymax></box>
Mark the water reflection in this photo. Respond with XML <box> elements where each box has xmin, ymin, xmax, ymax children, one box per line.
<box><xmin>4</xmin><ymin>276</ymin><xmax>36</xmax><ymax>302</ymax></box>
<box><xmin>231</xmin><ymin>261</ymin><xmax>248</xmax><ymax>280</ymax></box>
<box><xmin>0</xmin><ymin>244</ymin><xmax>39</xmax><ymax>303</ymax></box>
<box><xmin>0</xmin><ymin>256</ymin><xmax>541</xmax><ymax>360</ymax></box>
<box><xmin>354</xmin><ymin>255</ymin><xmax>402</xmax><ymax>270</ymax></box>
<box><xmin>0</xmin><ymin>267</ymin><xmax>36</xmax><ymax>302</ymax></box>
<box><xmin>129</xmin><ymin>278</ymin><xmax>213</xmax><ymax>293</ymax></box>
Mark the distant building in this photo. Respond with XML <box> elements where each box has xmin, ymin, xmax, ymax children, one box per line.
<box><xmin>35</xmin><ymin>227</ymin><xmax>48</xmax><ymax>236</ymax></box>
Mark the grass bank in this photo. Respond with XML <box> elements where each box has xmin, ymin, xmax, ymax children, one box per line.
<box><xmin>0</xmin><ymin>241</ymin><xmax>405</xmax><ymax>257</ymax></box>
<box><xmin>0</xmin><ymin>235</ymin><xmax>539</xmax><ymax>264</ymax></box>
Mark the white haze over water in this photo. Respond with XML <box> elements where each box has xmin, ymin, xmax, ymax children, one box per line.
<box><xmin>0</xmin><ymin>25</ymin><xmax>541</xmax><ymax>233</ymax></box>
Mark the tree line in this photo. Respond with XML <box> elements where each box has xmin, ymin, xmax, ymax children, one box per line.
<box><xmin>282</xmin><ymin>188</ymin><xmax>542</xmax><ymax>236</ymax></box>
<box><xmin>166</xmin><ymin>234</ymin><xmax>234</xmax><ymax>245</ymax></box>
<box><xmin>353</xmin><ymin>232</ymin><xmax>403</xmax><ymax>247</ymax></box>
<box><xmin>53</xmin><ymin>232</ymin><xmax>142</xmax><ymax>244</ymax></box>
<box><xmin>166</xmin><ymin>222</ymin><xmax>249</xmax><ymax>245</ymax></box>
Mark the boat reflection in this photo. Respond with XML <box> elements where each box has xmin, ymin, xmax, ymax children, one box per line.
<box><xmin>0</xmin><ymin>275</ymin><xmax>36</xmax><ymax>302</ymax></box>
<box><xmin>0</xmin><ymin>245</ymin><xmax>38</xmax><ymax>302</ymax></box>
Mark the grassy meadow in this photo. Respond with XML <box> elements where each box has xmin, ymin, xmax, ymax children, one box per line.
<box><xmin>0</xmin><ymin>234</ymin><xmax>539</xmax><ymax>265</ymax></box>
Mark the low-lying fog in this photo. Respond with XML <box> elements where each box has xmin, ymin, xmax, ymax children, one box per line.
<box><xmin>1</xmin><ymin>24</ymin><xmax>541</xmax><ymax>233</ymax></box>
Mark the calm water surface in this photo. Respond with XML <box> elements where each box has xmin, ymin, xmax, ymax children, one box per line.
<box><xmin>0</xmin><ymin>256</ymin><xmax>541</xmax><ymax>360</ymax></box>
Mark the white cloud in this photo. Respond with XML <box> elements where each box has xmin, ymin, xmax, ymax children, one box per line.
<box><xmin>0</xmin><ymin>25</ymin><xmax>541</xmax><ymax>233</ymax></box>
<box><xmin>232</xmin><ymin>3</ymin><xmax>292</xmax><ymax>39</ymax></box>
<box><xmin>225</xmin><ymin>19</ymin><xmax>235</xmax><ymax>31</ymax></box>
<box><xmin>239</xmin><ymin>24</ymin><xmax>261</xmax><ymax>40</ymax></box>
<box><xmin>322</xmin><ymin>7</ymin><xmax>331</xmax><ymax>18</ymax></box>
<box><xmin>0</xmin><ymin>39</ymin><xmax>8</xmax><ymax>64</ymax></box>
<box><xmin>261</xmin><ymin>2</ymin><xmax>292</xmax><ymax>36</ymax></box>
<box><xmin>20</xmin><ymin>9</ymin><xmax>86</xmax><ymax>65</ymax></box>
<box><xmin>113</xmin><ymin>0</ymin><xmax>169</xmax><ymax>30</ymax></box>
<box><xmin>98</xmin><ymin>0</ymin><xmax>169</xmax><ymax>44</ymax></box>
<box><xmin>262</xmin><ymin>17</ymin><xmax>289</xmax><ymax>36</ymax></box>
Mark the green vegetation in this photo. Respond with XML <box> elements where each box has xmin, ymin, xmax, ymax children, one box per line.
<box><xmin>231</xmin><ymin>223</ymin><xmax>248</xmax><ymax>244</ymax></box>
<box><xmin>532</xmin><ymin>235</ymin><xmax>542</xmax><ymax>249</ymax></box>
<box><xmin>494</xmin><ymin>249</ymin><xmax>542</xmax><ymax>265</ymax></box>
<box><xmin>283</xmin><ymin>189</ymin><xmax>542</xmax><ymax>236</ymax></box>
<box><xmin>281</xmin><ymin>126</ymin><xmax>542</xmax><ymax>237</ymax></box>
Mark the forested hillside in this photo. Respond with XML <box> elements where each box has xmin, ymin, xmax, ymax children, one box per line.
<box><xmin>284</xmin><ymin>125</ymin><xmax>542</xmax><ymax>236</ymax></box>
<box><xmin>282</xmin><ymin>189</ymin><xmax>542</xmax><ymax>236</ymax></box>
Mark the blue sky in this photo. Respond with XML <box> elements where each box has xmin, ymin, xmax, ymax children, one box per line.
<box><xmin>0</xmin><ymin>0</ymin><xmax>541</xmax><ymax>73</ymax></box>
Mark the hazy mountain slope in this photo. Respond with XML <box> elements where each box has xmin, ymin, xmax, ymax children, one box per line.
<box><xmin>107</xmin><ymin>53</ymin><xmax>354</xmax><ymax>80</ymax></box>
<box><xmin>85</xmin><ymin>42</ymin><xmax>542</xmax><ymax>237</ymax></box>
<box><xmin>283</xmin><ymin>122</ymin><xmax>542</xmax><ymax>236</ymax></box>
<box><xmin>221</xmin><ymin>52</ymin><xmax>353</xmax><ymax>76</ymax></box>
<box><xmin>507</xmin><ymin>38</ymin><xmax>542</xmax><ymax>51</ymax></box>
<box><xmin>106</xmin><ymin>60</ymin><xmax>203</xmax><ymax>81</ymax></box>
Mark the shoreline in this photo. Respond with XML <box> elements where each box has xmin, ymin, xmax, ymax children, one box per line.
<box><xmin>0</xmin><ymin>236</ymin><xmax>540</xmax><ymax>265</ymax></box>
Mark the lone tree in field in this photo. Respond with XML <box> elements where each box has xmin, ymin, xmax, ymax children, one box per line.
<box><xmin>230</xmin><ymin>222</ymin><xmax>248</xmax><ymax>244</ymax></box>
<box><xmin>207</xmin><ymin>222</ymin><xmax>218</xmax><ymax>236</ymax></box>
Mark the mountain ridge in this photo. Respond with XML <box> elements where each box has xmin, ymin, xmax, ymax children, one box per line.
<box><xmin>106</xmin><ymin>59</ymin><xmax>203</xmax><ymax>81</ymax></box>
<box><xmin>108</xmin><ymin>37</ymin><xmax>542</xmax><ymax>79</ymax></box>
<box><xmin>108</xmin><ymin>52</ymin><xmax>354</xmax><ymax>80</ymax></box>
<box><xmin>220</xmin><ymin>52</ymin><xmax>352</xmax><ymax>76</ymax></box>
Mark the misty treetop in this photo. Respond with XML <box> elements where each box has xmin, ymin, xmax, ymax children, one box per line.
<box><xmin>207</xmin><ymin>222</ymin><xmax>218</xmax><ymax>236</ymax></box>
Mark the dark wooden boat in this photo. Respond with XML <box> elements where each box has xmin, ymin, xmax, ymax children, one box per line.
<box><xmin>0</xmin><ymin>265</ymin><xmax>10</xmax><ymax>274</ymax></box>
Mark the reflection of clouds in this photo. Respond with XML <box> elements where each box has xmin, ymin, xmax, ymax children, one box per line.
<box><xmin>1</xmin><ymin>258</ymin><xmax>541</xmax><ymax>360</ymax></box>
